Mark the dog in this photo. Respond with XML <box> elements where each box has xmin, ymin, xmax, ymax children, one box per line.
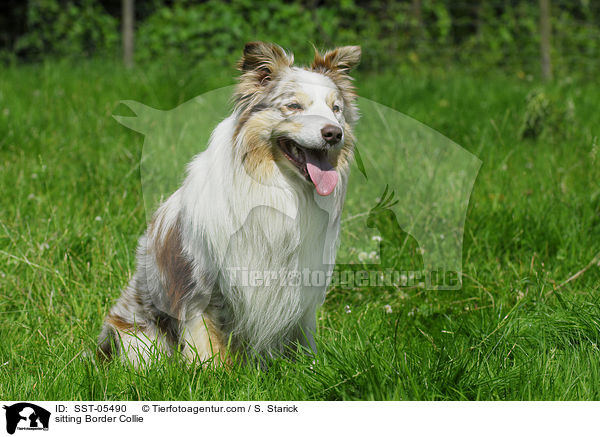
<box><xmin>98</xmin><ymin>41</ymin><xmax>361</xmax><ymax>366</ymax></box>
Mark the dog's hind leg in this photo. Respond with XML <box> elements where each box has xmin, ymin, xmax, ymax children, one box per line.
<box><xmin>97</xmin><ymin>282</ymin><xmax>177</xmax><ymax>367</ymax></box>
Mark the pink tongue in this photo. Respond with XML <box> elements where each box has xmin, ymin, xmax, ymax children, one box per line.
<box><xmin>305</xmin><ymin>150</ymin><xmax>338</xmax><ymax>196</ymax></box>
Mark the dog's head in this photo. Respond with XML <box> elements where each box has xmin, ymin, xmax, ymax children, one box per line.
<box><xmin>233</xmin><ymin>41</ymin><xmax>361</xmax><ymax>196</ymax></box>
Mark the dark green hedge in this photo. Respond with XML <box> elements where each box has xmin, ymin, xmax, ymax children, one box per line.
<box><xmin>2</xmin><ymin>0</ymin><xmax>599</xmax><ymax>75</ymax></box>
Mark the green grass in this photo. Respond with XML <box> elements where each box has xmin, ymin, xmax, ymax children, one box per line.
<box><xmin>1</xmin><ymin>59</ymin><xmax>599</xmax><ymax>400</ymax></box>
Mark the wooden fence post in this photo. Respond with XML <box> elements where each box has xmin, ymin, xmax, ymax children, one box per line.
<box><xmin>122</xmin><ymin>0</ymin><xmax>135</xmax><ymax>68</ymax></box>
<box><xmin>539</xmin><ymin>0</ymin><xmax>552</xmax><ymax>80</ymax></box>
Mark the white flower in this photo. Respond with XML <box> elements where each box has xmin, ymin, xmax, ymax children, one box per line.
<box><xmin>344</xmin><ymin>305</ymin><xmax>351</xmax><ymax>314</ymax></box>
<box><xmin>38</xmin><ymin>242</ymin><xmax>49</xmax><ymax>252</ymax></box>
<box><xmin>384</xmin><ymin>304</ymin><xmax>392</xmax><ymax>314</ymax></box>
<box><xmin>369</xmin><ymin>251</ymin><xmax>378</xmax><ymax>260</ymax></box>
<box><xmin>417</xmin><ymin>247</ymin><xmax>426</xmax><ymax>255</ymax></box>
<box><xmin>95</xmin><ymin>216</ymin><xmax>102</xmax><ymax>222</ymax></box>
<box><xmin>27</xmin><ymin>193</ymin><xmax>35</xmax><ymax>200</ymax></box>
<box><xmin>358</xmin><ymin>252</ymin><xmax>368</xmax><ymax>262</ymax></box>
<box><xmin>371</xmin><ymin>235</ymin><xmax>382</xmax><ymax>242</ymax></box>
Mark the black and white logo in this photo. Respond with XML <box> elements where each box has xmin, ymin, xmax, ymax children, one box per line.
<box><xmin>3</xmin><ymin>403</ymin><xmax>50</xmax><ymax>435</ymax></box>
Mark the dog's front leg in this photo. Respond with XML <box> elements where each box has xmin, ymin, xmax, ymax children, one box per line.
<box><xmin>180</xmin><ymin>314</ymin><xmax>229</xmax><ymax>366</ymax></box>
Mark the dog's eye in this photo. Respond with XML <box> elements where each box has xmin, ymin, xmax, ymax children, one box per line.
<box><xmin>286</xmin><ymin>103</ymin><xmax>302</xmax><ymax>111</ymax></box>
<box><xmin>332</xmin><ymin>104</ymin><xmax>341</xmax><ymax>113</ymax></box>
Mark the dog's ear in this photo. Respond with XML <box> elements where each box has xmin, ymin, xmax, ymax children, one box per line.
<box><xmin>238</xmin><ymin>41</ymin><xmax>293</xmax><ymax>84</ymax></box>
<box><xmin>312</xmin><ymin>46</ymin><xmax>361</xmax><ymax>74</ymax></box>
<box><xmin>312</xmin><ymin>46</ymin><xmax>361</xmax><ymax>125</ymax></box>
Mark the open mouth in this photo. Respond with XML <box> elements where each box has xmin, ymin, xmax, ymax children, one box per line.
<box><xmin>277</xmin><ymin>137</ymin><xmax>339</xmax><ymax>196</ymax></box>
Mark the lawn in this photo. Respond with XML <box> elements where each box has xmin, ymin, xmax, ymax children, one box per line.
<box><xmin>1</xmin><ymin>59</ymin><xmax>599</xmax><ymax>400</ymax></box>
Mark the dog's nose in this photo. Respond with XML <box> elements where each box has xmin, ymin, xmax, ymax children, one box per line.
<box><xmin>321</xmin><ymin>124</ymin><xmax>343</xmax><ymax>145</ymax></box>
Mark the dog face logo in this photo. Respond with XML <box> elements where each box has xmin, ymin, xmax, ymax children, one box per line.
<box><xmin>3</xmin><ymin>403</ymin><xmax>50</xmax><ymax>435</ymax></box>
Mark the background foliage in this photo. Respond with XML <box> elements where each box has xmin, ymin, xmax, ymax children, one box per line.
<box><xmin>1</xmin><ymin>0</ymin><xmax>599</xmax><ymax>76</ymax></box>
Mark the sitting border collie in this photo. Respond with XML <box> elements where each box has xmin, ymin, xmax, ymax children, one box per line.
<box><xmin>98</xmin><ymin>41</ymin><xmax>361</xmax><ymax>366</ymax></box>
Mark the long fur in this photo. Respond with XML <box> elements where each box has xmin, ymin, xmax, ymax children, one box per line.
<box><xmin>98</xmin><ymin>42</ymin><xmax>361</xmax><ymax>366</ymax></box>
